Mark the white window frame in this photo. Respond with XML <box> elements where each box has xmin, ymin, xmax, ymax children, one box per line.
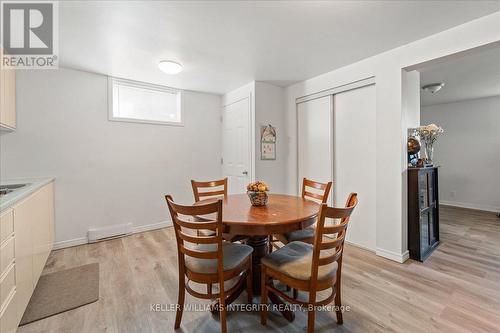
<box><xmin>107</xmin><ymin>77</ymin><xmax>184</xmax><ymax>126</ymax></box>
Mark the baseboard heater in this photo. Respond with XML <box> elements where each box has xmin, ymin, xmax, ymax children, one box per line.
<box><xmin>88</xmin><ymin>223</ymin><xmax>133</xmax><ymax>243</ymax></box>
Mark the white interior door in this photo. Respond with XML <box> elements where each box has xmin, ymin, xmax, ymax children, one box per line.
<box><xmin>222</xmin><ymin>97</ymin><xmax>251</xmax><ymax>194</ymax></box>
<box><xmin>297</xmin><ymin>96</ymin><xmax>333</xmax><ymax>204</ymax></box>
<box><xmin>333</xmin><ymin>84</ymin><xmax>376</xmax><ymax>251</ymax></box>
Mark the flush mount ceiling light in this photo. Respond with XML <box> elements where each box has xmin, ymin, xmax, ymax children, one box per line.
<box><xmin>158</xmin><ymin>60</ymin><xmax>183</xmax><ymax>74</ymax></box>
<box><xmin>422</xmin><ymin>83</ymin><xmax>445</xmax><ymax>94</ymax></box>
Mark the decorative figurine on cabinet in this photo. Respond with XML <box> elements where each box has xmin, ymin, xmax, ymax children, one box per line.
<box><xmin>407</xmin><ymin>137</ymin><xmax>421</xmax><ymax>167</ymax></box>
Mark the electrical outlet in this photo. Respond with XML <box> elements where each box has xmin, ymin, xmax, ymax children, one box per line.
<box><xmin>450</xmin><ymin>191</ymin><xmax>456</xmax><ymax>199</ymax></box>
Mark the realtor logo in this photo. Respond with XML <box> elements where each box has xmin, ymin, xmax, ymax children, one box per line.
<box><xmin>1</xmin><ymin>1</ymin><xmax>58</xmax><ymax>68</ymax></box>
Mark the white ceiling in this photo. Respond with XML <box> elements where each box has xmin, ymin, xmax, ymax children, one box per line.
<box><xmin>420</xmin><ymin>46</ymin><xmax>500</xmax><ymax>106</ymax></box>
<box><xmin>59</xmin><ymin>1</ymin><xmax>500</xmax><ymax>94</ymax></box>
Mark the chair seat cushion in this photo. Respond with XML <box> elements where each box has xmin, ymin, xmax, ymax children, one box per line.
<box><xmin>283</xmin><ymin>226</ymin><xmax>315</xmax><ymax>243</ymax></box>
<box><xmin>185</xmin><ymin>242</ymin><xmax>253</xmax><ymax>274</ymax></box>
<box><xmin>261</xmin><ymin>241</ymin><xmax>337</xmax><ymax>281</ymax></box>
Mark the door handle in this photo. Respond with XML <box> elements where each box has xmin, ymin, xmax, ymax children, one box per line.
<box><xmin>242</xmin><ymin>171</ymin><xmax>248</xmax><ymax>175</ymax></box>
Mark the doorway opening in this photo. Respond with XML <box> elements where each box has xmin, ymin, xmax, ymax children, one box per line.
<box><xmin>404</xmin><ymin>44</ymin><xmax>500</xmax><ymax>262</ymax></box>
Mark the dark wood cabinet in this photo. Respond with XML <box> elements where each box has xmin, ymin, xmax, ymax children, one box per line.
<box><xmin>408</xmin><ymin>167</ymin><xmax>440</xmax><ymax>261</ymax></box>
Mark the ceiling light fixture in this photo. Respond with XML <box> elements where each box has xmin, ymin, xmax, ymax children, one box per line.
<box><xmin>158</xmin><ymin>60</ymin><xmax>183</xmax><ymax>74</ymax></box>
<box><xmin>422</xmin><ymin>83</ymin><xmax>445</xmax><ymax>94</ymax></box>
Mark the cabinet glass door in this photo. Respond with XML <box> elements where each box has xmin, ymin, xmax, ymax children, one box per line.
<box><xmin>428</xmin><ymin>171</ymin><xmax>435</xmax><ymax>206</ymax></box>
<box><xmin>420</xmin><ymin>212</ymin><xmax>430</xmax><ymax>254</ymax></box>
<box><xmin>429</xmin><ymin>207</ymin><xmax>438</xmax><ymax>246</ymax></box>
<box><xmin>419</xmin><ymin>173</ymin><xmax>429</xmax><ymax>209</ymax></box>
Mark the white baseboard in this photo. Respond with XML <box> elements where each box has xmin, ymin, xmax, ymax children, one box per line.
<box><xmin>52</xmin><ymin>220</ymin><xmax>173</xmax><ymax>250</ymax></box>
<box><xmin>52</xmin><ymin>237</ymin><xmax>88</xmax><ymax>250</ymax></box>
<box><xmin>440</xmin><ymin>200</ymin><xmax>500</xmax><ymax>213</ymax></box>
<box><xmin>345</xmin><ymin>240</ymin><xmax>376</xmax><ymax>253</ymax></box>
<box><xmin>345</xmin><ymin>241</ymin><xmax>411</xmax><ymax>263</ymax></box>
<box><xmin>131</xmin><ymin>220</ymin><xmax>172</xmax><ymax>234</ymax></box>
<box><xmin>376</xmin><ymin>248</ymin><xmax>409</xmax><ymax>263</ymax></box>
<box><xmin>88</xmin><ymin>223</ymin><xmax>133</xmax><ymax>242</ymax></box>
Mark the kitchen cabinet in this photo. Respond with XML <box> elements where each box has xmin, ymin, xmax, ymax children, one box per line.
<box><xmin>31</xmin><ymin>183</ymin><xmax>54</xmax><ymax>281</ymax></box>
<box><xmin>0</xmin><ymin>209</ymin><xmax>17</xmax><ymax>333</ymax></box>
<box><xmin>0</xmin><ymin>48</ymin><xmax>16</xmax><ymax>130</ymax></box>
<box><xmin>0</xmin><ymin>290</ymin><xmax>17</xmax><ymax>333</ymax></box>
<box><xmin>0</xmin><ymin>181</ymin><xmax>54</xmax><ymax>331</ymax></box>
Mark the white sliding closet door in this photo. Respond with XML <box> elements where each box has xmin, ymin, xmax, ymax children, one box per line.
<box><xmin>334</xmin><ymin>84</ymin><xmax>376</xmax><ymax>251</ymax></box>
<box><xmin>297</xmin><ymin>96</ymin><xmax>333</xmax><ymax>203</ymax></box>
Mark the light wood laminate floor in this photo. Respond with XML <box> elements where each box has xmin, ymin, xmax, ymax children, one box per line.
<box><xmin>18</xmin><ymin>206</ymin><xmax>500</xmax><ymax>333</ymax></box>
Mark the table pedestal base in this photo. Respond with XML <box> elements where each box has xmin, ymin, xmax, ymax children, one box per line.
<box><xmin>245</xmin><ymin>236</ymin><xmax>269</xmax><ymax>294</ymax></box>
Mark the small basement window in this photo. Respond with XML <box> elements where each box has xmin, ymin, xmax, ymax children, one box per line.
<box><xmin>108</xmin><ymin>77</ymin><xmax>183</xmax><ymax>126</ymax></box>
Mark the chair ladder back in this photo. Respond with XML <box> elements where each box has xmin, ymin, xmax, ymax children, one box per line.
<box><xmin>165</xmin><ymin>195</ymin><xmax>224</xmax><ymax>265</ymax></box>
<box><xmin>191</xmin><ymin>178</ymin><xmax>228</xmax><ymax>202</ymax></box>
<box><xmin>310</xmin><ymin>193</ymin><xmax>358</xmax><ymax>281</ymax></box>
<box><xmin>302</xmin><ymin>178</ymin><xmax>333</xmax><ymax>204</ymax></box>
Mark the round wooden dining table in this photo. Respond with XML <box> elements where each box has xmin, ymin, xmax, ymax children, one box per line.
<box><xmin>195</xmin><ymin>193</ymin><xmax>319</xmax><ymax>321</ymax></box>
<box><xmin>195</xmin><ymin>194</ymin><xmax>319</xmax><ymax>292</ymax></box>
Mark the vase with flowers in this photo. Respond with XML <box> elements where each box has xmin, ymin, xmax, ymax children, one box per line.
<box><xmin>246</xmin><ymin>181</ymin><xmax>269</xmax><ymax>206</ymax></box>
<box><xmin>414</xmin><ymin>124</ymin><xmax>444</xmax><ymax>166</ymax></box>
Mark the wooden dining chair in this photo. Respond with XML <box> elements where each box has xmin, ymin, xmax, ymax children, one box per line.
<box><xmin>271</xmin><ymin>178</ymin><xmax>333</xmax><ymax>251</ymax></box>
<box><xmin>261</xmin><ymin>193</ymin><xmax>358</xmax><ymax>333</ymax></box>
<box><xmin>165</xmin><ymin>195</ymin><xmax>253</xmax><ymax>333</ymax></box>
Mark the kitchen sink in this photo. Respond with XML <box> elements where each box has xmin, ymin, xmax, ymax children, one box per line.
<box><xmin>0</xmin><ymin>183</ymin><xmax>29</xmax><ymax>196</ymax></box>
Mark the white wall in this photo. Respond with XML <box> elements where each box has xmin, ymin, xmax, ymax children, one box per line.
<box><xmin>222</xmin><ymin>81</ymin><xmax>287</xmax><ymax>193</ymax></box>
<box><xmin>255</xmin><ymin>82</ymin><xmax>286</xmax><ymax>193</ymax></box>
<box><xmin>421</xmin><ymin>96</ymin><xmax>500</xmax><ymax>212</ymax></box>
<box><xmin>0</xmin><ymin>68</ymin><xmax>222</xmax><ymax>247</ymax></box>
<box><xmin>285</xmin><ymin>12</ymin><xmax>500</xmax><ymax>262</ymax></box>
<box><xmin>401</xmin><ymin>70</ymin><xmax>421</xmax><ymax>252</ymax></box>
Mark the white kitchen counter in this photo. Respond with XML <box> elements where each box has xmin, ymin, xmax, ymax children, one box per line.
<box><xmin>0</xmin><ymin>177</ymin><xmax>55</xmax><ymax>212</ymax></box>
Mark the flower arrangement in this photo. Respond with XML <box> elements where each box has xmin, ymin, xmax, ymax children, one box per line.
<box><xmin>414</xmin><ymin>123</ymin><xmax>444</xmax><ymax>165</ymax></box>
<box><xmin>247</xmin><ymin>181</ymin><xmax>269</xmax><ymax>192</ymax></box>
<box><xmin>246</xmin><ymin>181</ymin><xmax>269</xmax><ymax>206</ymax></box>
<box><xmin>415</xmin><ymin>124</ymin><xmax>444</xmax><ymax>144</ymax></box>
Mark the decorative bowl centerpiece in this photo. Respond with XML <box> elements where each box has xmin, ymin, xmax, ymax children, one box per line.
<box><xmin>246</xmin><ymin>181</ymin><xmax>269</xmax><ymax>206</ymax></box>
